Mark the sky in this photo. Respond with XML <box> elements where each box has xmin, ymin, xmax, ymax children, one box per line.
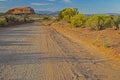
<box><xmin>0</xmin><ymin>0</ymin><xmax>120</xmax><ymax>14</ymax></box>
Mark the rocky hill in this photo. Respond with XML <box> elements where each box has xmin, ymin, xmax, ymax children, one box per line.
<box><xmin>6</xmin><ymin>7</ymin><xmax>35</xmax><ymax>14</ymax></box>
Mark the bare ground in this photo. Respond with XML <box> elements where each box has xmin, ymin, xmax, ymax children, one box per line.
<box><xmin>0</xmin><ymin>22</ymin><xmax>120</xmax><ymax>80</ymax></box>
<box><xmin>51</xmin><ymin>21</ymin><xmax>120</xmax><ymax>59</ymax></box>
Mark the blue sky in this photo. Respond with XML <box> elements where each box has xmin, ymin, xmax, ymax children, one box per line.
<box><xmin>0</xmin><ymin>0</ymin><xmax>120</xmax><ymax>14</ymax></box>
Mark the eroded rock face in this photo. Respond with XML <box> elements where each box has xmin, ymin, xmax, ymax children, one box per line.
<box><xmin>6</xmin><ymin>7</ymin><xmax>35</xmax><ymax>14</ymax></box>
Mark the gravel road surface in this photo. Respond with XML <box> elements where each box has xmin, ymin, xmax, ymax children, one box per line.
<box><xmin>0</xmin><ymin>22</ymin><xmax>120</xmax><ymax>80</ymax></box>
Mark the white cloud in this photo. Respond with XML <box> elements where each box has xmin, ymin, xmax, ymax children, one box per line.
<box><xmin>31</xmin><ymin>3</ymin><xmax>52</xmax><ymax>6</ymax></box>
<box><xmin>63</xmin><ymin>0</ymin><xmax>71</xmax><ymax>3</ymax></box>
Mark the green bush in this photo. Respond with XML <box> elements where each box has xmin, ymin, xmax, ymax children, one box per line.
<box><xmin>85</xmin><ymin>15</ymin><xmax>115</xmax><ymax>30</ymax></box>
<box><xmin>103</xmin><ymin>40</ymin><xmax>111</xmax><ymax>48</ymax></box>
<box><xmin>113</xmin><ymin>16</ymin><xmax>120</xmax><ymax>30</ymax></box>
<box><xmin>0</xmin><ymin>14</ymin><xmax>34</xmax><ymax>27</ymax></box>
<box><xmin>43</xmin><ymin>17</ymin><xmax>50</xmax><ymax>21</ymax></box>
<box><xmin>23</xmin><ymin>14</ymin><xmax>30</xmax><ymax>22</ymax></box>
<box><xmin>101</xmin><ymin>15</ymin><xmax>115</xmax><ymax>29</ymax></box>
<box><xmin>58</xmin><ymin>8</ymin><xmax>79</xmax><ymax>22</ymax></box>
<box><xmin>85</xmin><ymin>15</ymin><xmax>100</xmax><ymax>30</ymax></box>
<box><xmin>58</xmin><ymin>8</ymin><xmax>120</xmax><ymax>31</ymax></box>
<box><xmin>5</xmin><ymin>16</ymin><xmax>16</xmax><ymax>23</ymax></box>
<box><xmin>0</xmin><ymin>18</ymin><xmax>8</xmax><ymax>26</ymax></box>
<box><xmin>70</xmin><ymin>13</ymin><xmax>87</xmax><ymax>27</ymax></box>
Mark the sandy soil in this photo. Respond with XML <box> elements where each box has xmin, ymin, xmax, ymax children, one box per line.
<box><xmin>0</xmin><ymin>22</ymin><xmax>120</xmax><ymax>80</ymax></box>
<box><xmin>51</xmin><ymin>21</ymin><xmax>120</xmax><ymax>59</ymax></box>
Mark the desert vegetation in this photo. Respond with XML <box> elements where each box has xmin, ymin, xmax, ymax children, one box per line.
<box><xmin>58</xmin><ymin>8</ymin><xmax>120</xmax><ymax>30</ymax></box>
<box><xmin>50</xmin><ymin>7</ymin><xmax>120</xmax><ymax>57</ymax></box>
<box><xmin>0</xmin><ymin>14</ymin><xmax>34</xmax><ymax>27</ymax></box>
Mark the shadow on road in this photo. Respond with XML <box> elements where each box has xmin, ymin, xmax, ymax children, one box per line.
<box><xmin>0</xmin><ymin>52</ymin><xmax>97</xmax><ymax>65</ymax></box>
<box><xmin>0</xmin><ymin>41</ymin><xmax>31</xmax><ymax>46</ymax></box>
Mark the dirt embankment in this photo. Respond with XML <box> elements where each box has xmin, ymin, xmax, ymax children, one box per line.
<box><xmin>50</xmin><ymin>21</ymin><xmax>120</xmax><ymax>60</ymax></box>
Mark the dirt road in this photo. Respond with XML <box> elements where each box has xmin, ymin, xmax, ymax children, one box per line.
<box><xmin>0</xmin><ymin>22</ymin><xmax>120</xmax><ymax>80</ymax></box>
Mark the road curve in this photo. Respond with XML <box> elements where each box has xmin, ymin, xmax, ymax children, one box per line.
<box><xmin>0</xmin><ymin>22</ymin><xmax>120</xmax><ymax>80</ymax></box>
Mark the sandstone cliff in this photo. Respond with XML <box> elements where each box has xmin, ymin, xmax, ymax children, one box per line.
<box><xmin>6</xmin><ymin>7</ymin><xmax>35</xmax><ymax>14</ymax></box>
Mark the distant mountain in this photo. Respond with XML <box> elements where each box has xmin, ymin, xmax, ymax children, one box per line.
<box><xmin>0</xmin><ymin>12</ymin><xmax>4</xmax><ymax>14</ymax></box>
<box><xmin>49</xmin><ymin>11</ymin><xmax>60</xmax><ymax>15</ymax></box>
<box><xmin>36</xmin><ymin>11</ymin><xmax>59</xmax><ymax>15</ymax></box>
<box><xmin>85</xmin><ymin>13</ymin><xmax>120</xmax><ymax>16</ymax></box>
<box><xmin>36</xmin><ymin>11</ymin><xmax>52</xmax><ymax>14</ymax></box>
<box><xmin>106</xmin><ymin>13</ymin><xmax>120</xmax><ymax>15</ymax></box>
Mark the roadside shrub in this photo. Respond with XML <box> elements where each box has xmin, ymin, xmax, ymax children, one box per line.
<box><xmin>85</xmin><ymin>15</ymin><xmax>101</xmax><ymax>30</ymax></box>
<box><xmin>0</xmin><ymin>14</ymin><xmax>34</xmax><ymax>27</ymax></box>
<box><xmin>58</xmin><ymin>8</ymin><xmax>120</xmax><ymax>31</ymax></box>
<box><xmin>58</xmin><ymin>8</ymin><xmax>79</xmax><ymax>22</ymax></box>
<box><xmin>23</xmin><ymin>14</ymin><xmax>30</xmax><ymax>22</ymax></box>
<box><xmin>5</xmin><ymin>16</ymin><xmax>16</xmax><ymax>23</ymax></box>
<box><xmin>0</xmin><ymin>18</ymin><xmax>8</xmax><ymax>26</ymax></box>
<box><xmin>103</xmin><ymin>40</ymin><xmax>111</xmax><ymax>48</ymax></box>
<box><xmin>113</xmin><ymin>16</ymin><xmax>120</xmax><ymax>30</ymax></box>
<box><xmin>43</xmin><ymin>17</ymin><xmax>50</xmax><ymax>21</ymax></box>
<box><xmin>70</xmin><ymin>13</ymin><xmax>87</xmax><ymax>27</ymax></box>
<box><xmin>101</xmin><ymin>15</ymin><xmax>115</xmax><ymax>29</ymax></box>
<box><xmin>85</xmin><ymin>15</ymin><xmax>115</xmax><ymax>30</ymax></box>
